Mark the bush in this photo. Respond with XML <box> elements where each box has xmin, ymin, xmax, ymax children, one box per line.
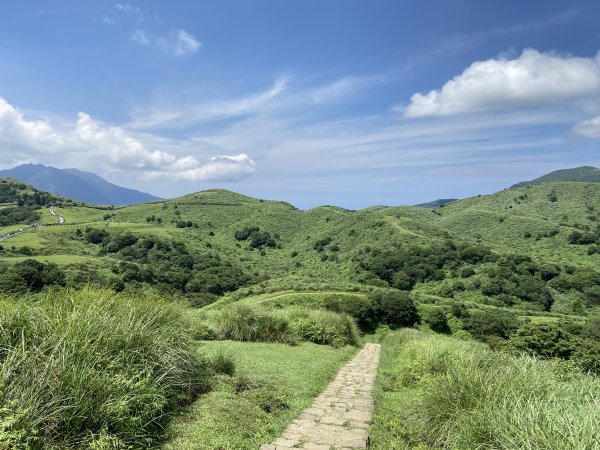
<box><xmin>199</xmin><ymin>305</ymin><xmax>360</xmax><ymax>347</ymax></box>
<box><xmin>424</xmin><ymin>308</ymin><xmax>451</xmax><ymax>334</ymax></box>
<box><xmin>463</xmin><ymin>309</ymin><xmax>519</xmax><ymax>340</ymax></box>
<box><xmin>508</xmin><ymin>323</ymin><xmax>576</xmax><ymax>359</ymax></box>
<box><xmin>323</xmin><ymin>294</ymin><xmax>375</xmax><ymax>330</ymax></box>
<box><xmin>0</xmin><ymin>287</ymin><xmax>204</xmax><ymax>448</ymax></box>
<box><xmin>370</xmin><ymin>291</ymin><xmax>420</xmax><ymax>328</ymax></box>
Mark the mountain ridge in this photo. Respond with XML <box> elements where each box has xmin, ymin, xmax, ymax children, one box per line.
<box><xmin>511</xmin><ymin>165</ymin><xmax>600</xmax><ymax>188</ymax></box>
<box><xmin>0</xmin><ymin>164</ymin><xmax>160</xmax><ymax>205</ymax></box>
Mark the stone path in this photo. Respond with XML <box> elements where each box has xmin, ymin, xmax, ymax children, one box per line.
<box><xmin>260</xmin><ymin>343</ymin><xmax>381</xmax><ymax>450</ymax></box>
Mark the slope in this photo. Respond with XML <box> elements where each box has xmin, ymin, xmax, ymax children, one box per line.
<box><xmin>0</xmin><ymin>163</ymin><xmax>159</xmax><ymax>205</ymax></box>
<box><xmin>511</xmin><ymin>165</ymin><xmax>600</xmax><ymax>188</ymax></box>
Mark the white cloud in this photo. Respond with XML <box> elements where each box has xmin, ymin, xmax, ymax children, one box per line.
<box><xmin>572</xmin><ymin>115</ymin><xmax>600</xmax><ymax>139</ymax></box>
<box><xmin>311</xmin><ymin>77</ymin><xmax>362</xmax><ymax>103</ymax></box>
<box><xmin>403</xmin><ymin>49</ymin><xmax>600</xmax><ymax>117</ymax></box>
<box><xmin>108</xmin><ymin>3</ymin><xmax>201</xmax><ymax>57</ymax></box>
<box><xmin>163</xmin><ymin>29</ymin><xmax>201</xmax><ymax>56</ymax></box>
<box><xmin>129</xmin><ymin>77</ymin><xmax>288</xmax><ymax>129</ymax></box>
<box><xmin>137</xmin><ymin>28</ymin><xmax>201</xmax><ymax>57</ymax></box>
<box><xmin>0</xmin><ymin>97</ymin><xmax>254</xmax><ymax>182</ymax></box>
<box><xmin>176</xmin><ymin>154</ymin><xmax>256</xmax><ymax>181</ymax></box>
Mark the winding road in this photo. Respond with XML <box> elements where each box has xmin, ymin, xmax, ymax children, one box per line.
<box><xmin>49</xmin><ymin>206</ymin><xmax>65</xmax><ymax>224</ymax></box>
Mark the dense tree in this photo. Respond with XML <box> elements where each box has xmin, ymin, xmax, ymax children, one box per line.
<box><xmin>370</xmin><ymin>291</ymin><xmax>420</xmax><ymax>328</ymax></box>
<box><xmin>464</xmin><ymin>309</ymin><xmax>519</xmax><ymax>340</ymax></box>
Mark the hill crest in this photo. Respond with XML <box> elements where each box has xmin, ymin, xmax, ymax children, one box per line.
<box><xmin>511</xmin><ymin>166</ymin><xmax>600</xmax><ymax>188</ymax></box>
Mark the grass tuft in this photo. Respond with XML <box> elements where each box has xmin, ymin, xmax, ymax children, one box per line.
<box><xmin>0</xmin><ymin>286</ymin><xmax>204</xmax><ymax>449</ymax></box>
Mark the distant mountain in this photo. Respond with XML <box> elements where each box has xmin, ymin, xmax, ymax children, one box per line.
<box><xmin>511</xmin><ymin>166</ymin><xmax>600</xmax><ymax>188</ymax></box>
<box><xmin>0</xmin><ymin>164</ymin><xmax>160</xmax><ymax>205</ymax></box>
<box><xmin>414</xmin><ymin>198</ymin><xmax>458</xmax><ymax>208</ymax></box>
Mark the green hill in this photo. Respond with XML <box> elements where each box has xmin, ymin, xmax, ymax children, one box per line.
<box><xmin>2</xmin><ymin>180</ymin><xmax>599</xmax><ymax>317</ymax></box>
<box><xmin>511</xmin><ymin>166</ymin><xmax>600</xmax><ymax>188</ymax></box>
<box><xmin>414</xmin><ymin>198</ymin><xmax>458</xmax><ymax>208</ymax></box>
<box><xmin>1</xmin><ymin>178</ymin><xmax>599</xmax><ymax>449</ymax></box>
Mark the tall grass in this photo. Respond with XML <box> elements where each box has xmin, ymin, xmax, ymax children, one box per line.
<box><xmin>0</xmin><ymin>287</ymin><xmax>204</xmax><ymax>449</ymax></box>
<box><xmin>197</xmin><ymin>304</ymin><xmax>361</xmax><ymax>347</ymax></box>
<box><xmin>370</xmin><ymin>329</ymin><xmax>600</xmax><ymax>449</ymax></box>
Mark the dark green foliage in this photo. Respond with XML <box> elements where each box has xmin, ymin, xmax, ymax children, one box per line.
<box><xmin>0</xmin><ymin>205</ymin><xmax>41</xmax><ymax>226</ymax></box>
<box><xmin>425</xmin><ymin>308</ymin><xmax>451</xmax><ymax>334</ymax></box>
<box><xmin>370</xmin><ymin>291</ymin><xmax>420</xmax><ymax>328</ymax></box>
<box><xmin>450</xmin><ymin>302</ymin><xmax>470</xmax><ymax>319</ymax></box>
<box><xmin>509</xmin><ymin>323</ymin><xmax>576</xmax><ymax>359</ymax></box>
<box><xmin>234</xmin><ymin>226</ymin><xmax>277</xmax><ymax>249</ymax></box>
<box><xmin>175</xmin><ymin>220</ymin><xmax>194</xmax><ymax>228</ymax></box>
<box><xmin>83</xmin><ymin>227</ymin><xmax>108</xmax><ymax>244</ymax></box>
<box><xmin>102</xmin><ymin>233</ymin><xmax>250</xmax><ymax>297</ymax></box>
<box><xmin>0</xmin><ymin>259</ymin><xmax>65</xmax><ymax>293</ymax></box>
<box><xmin>357</xmin><ymin>240</ymin><xmax>493</xmax><ymax>290</ymax></box>
<box><xmin>102</xmin><ymin>232</ymin><xmax>138</xmax><ymax>253</ymax></box>
<box><xmin>507</xmin><ymin>322</ymin><xmax>600</xmax><ymax>374</ymax></box>
<box><xmin>323</xmin><ymin>294</ymin><xmax>375</xmax><ymax>330</ymax></box>
<box><xmin>568</xmin><ymin>230</ymin><xmax>597</xmax><ymax>245</ymax></box>
<box><xmin>313</xmin><ymin>237</ymin><xmax>332</xmax><ymax>252</ymax></box>
<box><xmin>464</xmin><ymin>309</ymin><xmax>519</xmax><ymax>340</ymax></box>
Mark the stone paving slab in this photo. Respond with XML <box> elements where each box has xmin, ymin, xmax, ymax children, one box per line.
<box><xmin>260</xmin><ymin>343</ymin><xmax>381</xmax><ymax>450</ymax></box>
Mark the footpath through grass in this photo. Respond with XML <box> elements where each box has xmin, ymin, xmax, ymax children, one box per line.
<box><xmin>164</xmin><ymin>340</ymin><xmax>357</xmax><ymax>450</ymax></box>
<box><xmin>369</xmin><ymin>329</ymin><xmax>600</xmax><ymax>450</ymax></box>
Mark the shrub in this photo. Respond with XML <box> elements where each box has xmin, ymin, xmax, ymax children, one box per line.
<box><xmin>323</xmin><ymin>294</ymin><xmax>375</xmax><ymax>330</ymax></box>
<box><xmin>508</xmin><ymin>323</ymin><xmax>576</xmax><ymax>359</ymax></box>
<box><xmin>199</xmin><ymin>305</ymin><xmax>360</xmax><ymax>347</ymax></box>
<box><xmin>463</xmin><ymin>309</ymin><xmax>519</xmax><ymax>340</ymax></box>
<box><xmin>424</xmin><ymin>308</ymin><xmax>451</xmax><ymax>334</ymax></box>
<box><xmin>370</xmin><ymin>291</ymin><xmax>420</xmax><ymax>328</ymax></box>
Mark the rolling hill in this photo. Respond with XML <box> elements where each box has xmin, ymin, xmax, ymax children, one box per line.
<box><xmin>511</xmin><ymin>165</ymin><xmax>600</xmax><ymax>188</ymax></box>
<box><xmin>414</xmin><ymin>198</ymin><xmax>458</xmax><ymax>208</ymax></box>
<box><xmin>1</xmin><ymin>175</ymin><xmax>599</xmax><ymax>449</ymax></box>
<box><xmin>0</xmin><ymin>163</ymin><xmax>160</xmax><ymax>205</ymax></box>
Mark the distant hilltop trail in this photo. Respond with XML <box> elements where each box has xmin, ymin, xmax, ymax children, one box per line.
<box><xmin>0</xmin><ymin>163</ymin><xmax>160</xmax><ymax>206</ymax></box>
<box><xmin>511</xmin><ymin>166</ymin><xmax>600</xmax><ymax>188</ymax></box>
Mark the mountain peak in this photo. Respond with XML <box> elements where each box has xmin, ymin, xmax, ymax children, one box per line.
<box><xmin>0</xmin><ymin>164</ymin><xmax>160</xmax><ymax>205</ymax></box>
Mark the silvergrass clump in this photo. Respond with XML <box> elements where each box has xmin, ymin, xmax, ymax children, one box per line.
<box><xmin>198</xmin><ymin>305</ymin><xmax>361</xmax><ymax>347</ymax></box>
<box><xmin>0</xmin><ymin>286</ymin><xmax>205</xmax><ymax>449</ymax></box>
<box><xmin>371</xmin><ymin>329</ymin><xmax>600</xmax><ymax>450</ymax></box>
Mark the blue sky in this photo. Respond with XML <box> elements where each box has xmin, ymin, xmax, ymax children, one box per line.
<box><xmin>1</xmin><ymin>0</ymin><xmax>599</xmax><ymax>208</ymax></box>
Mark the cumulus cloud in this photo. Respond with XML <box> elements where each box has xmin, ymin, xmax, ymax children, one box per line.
<box><xmin>572</xmin><ymin>115</ymin><xmax>600</xmax><ymax>139</ymax></box>
<box><xmin>177</xmin><ymin>154</ymin><xmax>256</xmax><ymax>181</ymax></box>
<box><xmin>0</xmin><ymin>97</ymin><xmax>254</xmax><ymax>182</ymax></box>
<box><xmin>403</xmin><ymin>49</ymin><xmax>600</xmax><ymax>117</ymax></box>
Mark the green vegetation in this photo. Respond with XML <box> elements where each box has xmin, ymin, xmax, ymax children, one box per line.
<box><xmin>1</xmin><ymin>178</ymin><xmax>599</xmax><ymax>448</ymax></box>
<box><xmin>195</xmin><ymin>304</ymin><xmax>361</xmax><ymax>347</ymax></box>
<box><xmin>165</xmin><ymin>341</ymin><xmax>356</xmax><ymax>450</ymax></box>
<box><xmin>370</xmin><ymin>329</ymin><xmax>600</xmax><ymax>449</ymax></box>
<box><xmin>0</xmin><ymin>287</ymin><xmax>202</xmax><ymax>449</ymax></box>
<box><xmin>511</xmin><ymin>165</ymin><xmax>600</xmax><ymax>188</ymax></box>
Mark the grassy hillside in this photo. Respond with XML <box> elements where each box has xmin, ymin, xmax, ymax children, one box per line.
<box><xmin>370</xmin><ymin>329</ymin><xmax>600</xmax><ymax>449</ymax></box>
<box><xmin>1</xmin><ymin>179</ymin><xmax>599</xmax><ymax>448</ymax></box>
<box><xmin>2</xmin><ymin>181</ymin><xmax>600</xmax><ymax>316</ymax></box>
<box><xmin>512</xmin><ymin>165</ymin><xmax>600</xmax><ymax>188</ymax></box>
